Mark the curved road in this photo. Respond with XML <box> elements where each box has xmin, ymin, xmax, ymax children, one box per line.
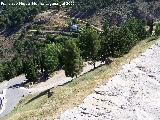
<box><xmin>0</xmin><ymin>75</ymin><xmax>29</xmax><ymax>118</ymax></box>
<box><xmin>0</xmin><ymin>61</ymin><xmax>104</xmax><ymax>118</ymax></box>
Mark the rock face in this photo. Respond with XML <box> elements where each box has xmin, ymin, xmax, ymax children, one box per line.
<box><xmin>56</xmin><ymin>40</ymin><xmax>160</xmax><ymax>120</ymax></box>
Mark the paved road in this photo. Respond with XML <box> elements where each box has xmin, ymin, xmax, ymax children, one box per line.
<box><xmin>0</xmin><ymin>81</ymin><xmax>7</xmax><ymax>115</ymax></box>
<box><xmin>0</xmin><ymin>75</ymin><xmax>29</xmax><ymax>118</ymax></box>
<box><xmin>0</xmin><ymin>61</ymin><xmax>104</xmax><ymax>118</ymax></box>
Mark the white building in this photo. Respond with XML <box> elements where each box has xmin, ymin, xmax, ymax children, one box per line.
<box><xmin>70</xmin><ymin>24</ymin><xmax>79</xmax><ymax>32</ymax></box>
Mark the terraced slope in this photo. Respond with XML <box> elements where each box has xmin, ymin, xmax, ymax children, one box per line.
<box><xmin>56</xmin><ymin>40</ymin><xmax>160</xmax><ymax>120</ymax></box>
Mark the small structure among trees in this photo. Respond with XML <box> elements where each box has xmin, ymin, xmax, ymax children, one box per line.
<box><xmin>70</xmin><ymin>19</ymin><xmax>79</xmax><ymax>32</ymax></box>
<box><xmin>70</xmin><ymin>24</ymin><xmax>79</xmax><ymax>32</ymax></box>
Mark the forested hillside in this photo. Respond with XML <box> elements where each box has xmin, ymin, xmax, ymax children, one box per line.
<box><xmin>0</xmin><ymin>0</ymin><xmax>159</xmax><ymax>83</ymax></box>
<box><xmin>71</xmin><ymin>0</ymin><xmax>160</xmax><ymax>27</ymax></box>
<box><xmin>0</xmin><ymin>0</ymin><xmax>159</xmax><ymax>30</ymax></box>
<box><xmin>0</xmin><ymin>1</ymin><xmax>160</xmax><ymax>119</ymax></box>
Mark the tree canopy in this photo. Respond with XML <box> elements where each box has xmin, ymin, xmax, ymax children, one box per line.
<box><xmin>62</xmin><ymin>40</ymin><xmax>83</xmax><ymax>78</ymax></box>
<box><xmin>79</xmin><ymin>27</ymin><xmax>101</xmax><ymax>68</ymax></box>
<box><xmin>39</xmin><ymin>44</ymin><xmax>59</xmax><ymax>75</ymax></box>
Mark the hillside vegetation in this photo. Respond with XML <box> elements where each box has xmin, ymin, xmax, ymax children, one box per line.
<box><xmin>0</xmin><ymin>17</ymin><xmax>151</xmax><ymax>82</ymax></box>
<box><xmin>70</xmin><ymin>0</ymin><xmax>159</xmax><ymax>27</ymax></box>
<box><xmin>1</xmin><ymin>36</ymin><xmax>158</xmax><ymax>120</ymax></box>
<box><xmin>0</xmin><ymin>0</ymin><xmax>160</xmax><ymax>119</ymax></box>
<box><xmin>0</xmin><ymin>0</ymin><xmax>159</xmax><ymax>84</ymax></box>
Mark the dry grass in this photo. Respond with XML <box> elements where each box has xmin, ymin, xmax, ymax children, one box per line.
<box><xmin>1</xmin><ymin>36</ymin><xmax>158</xmax><ymax>120</ymax></box>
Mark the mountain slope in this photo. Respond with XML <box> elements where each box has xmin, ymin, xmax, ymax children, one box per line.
<box><xmin>69</xmin><ymin>0</ymin><xmax>160</xmax><ymax>28</ymax></box>
<box><xmin>56</xmin><ymin>39</ymin><xmax>160</xmax><ymax>120</ymax></box>
<box><xmin>1</xmin><ymin>37</ymin><xmax>158</xmax><ymax>120</ymax></box>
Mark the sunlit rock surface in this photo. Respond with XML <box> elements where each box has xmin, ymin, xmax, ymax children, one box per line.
<box><xmin>56</xmin><ymin>41</ymin><xmax>160</xmax><ymax>120</ymax></box>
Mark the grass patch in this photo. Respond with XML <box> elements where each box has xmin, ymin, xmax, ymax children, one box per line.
<box><xmin>1</xmin><ymin>36</ymin><xmax>158</xmax><ymax>120</ymax></box>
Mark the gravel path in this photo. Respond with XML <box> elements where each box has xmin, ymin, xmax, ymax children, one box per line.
<box><xmin>56</xmin><ymin>40</ymin><xmax>160</xmax><ymax>120</ymax></box>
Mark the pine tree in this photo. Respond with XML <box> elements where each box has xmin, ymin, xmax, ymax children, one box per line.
<box><xmin>62</xmin><ymin>40</ymin><xmax>83</xmax><ymax>78</ymax></box>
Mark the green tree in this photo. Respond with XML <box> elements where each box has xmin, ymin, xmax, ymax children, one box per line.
<box><xmin>55</xmin><ymin>42</ymin><xmax>65</xmax><ymax>69</ymax></box>
<box><xmin>100</xmin><ymin>25</ymin><xmax>137</xmax><ymax>61</ymax></box>
<box><xmin>24</xmin><ymin>58</ymin><xmax>37</xmax><ymax>83</ymax></box>
<box><xmin>147</xmin><ymin>19</ymin><xmax>154</xmax><ymax>35</ymax></box>
<box><xmin>3</xmin><ymin>61</ymin><xmax>16</xmax><ymax>80</ymax></box>
<box><xmin>12</xmin><ymin>56</ymin><xmax>23</xmax><ymax>75</ymax></box>
<box><xmin>79</xmin><ymin>28</ymin><xmax>101</xmax><ymax>68</ymax></box>
<box><xmin>125</xmin><ymin>19</ymin><xmax>148</xmax><ymax>40</ymax></box>
<box><xmin>0</xmin><ymin>22</ymin><xmax>6</xmax><ymax>29</ymax></box>
<box><xmin>117</xmin><ymin>26</ymin><xmax>137</xmax><ymax>55</ymax></box>
<box><xmin>62</xmin><ymin>40</ymin><xmax>83</xmax><ymax>78</ymax></box>
<box><xmin>155</xmin><ymin>22</ymin><xmax>160</xmax><ymax>36</ymax></box>
<box><xmin>39</xmin><ymin>44</ymin><xmax>59</xmax><ymax>77</ymax></box>
<box><xmin>0</xmin><ymin>64</ymin><xmax>5</xmax><ymax>82</ymax></box>
<box><xmin>103</xmin><ymin>19</ymin><xmax>109</xmax><ymax>35</ymax></box>
<box><xmin>100</xmin><ymin>27</ymin><xmax>120</xmax><ymax>60</ymax></box>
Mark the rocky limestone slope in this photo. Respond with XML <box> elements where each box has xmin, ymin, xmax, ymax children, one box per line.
<box><xmin>56</xmin><ymin>39</ymin><xmax>160</xmax><ymax>120</ymax></box>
